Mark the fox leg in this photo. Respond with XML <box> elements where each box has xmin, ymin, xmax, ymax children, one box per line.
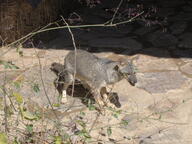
<box><xmin>61</xmin><ymin>72</ymin><xmax>73</xmax><ymax>104</ymax></box>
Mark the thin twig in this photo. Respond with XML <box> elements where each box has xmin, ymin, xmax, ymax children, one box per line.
<box><xmin>114</xmin><ymin>11</ymin><xmax>144</xmax><ymax>25</ymax></box>
<box><xmin>1</xmin><ymin>67</ymin><xmax>30</xmax><ymax>112</ymax></box>
<box><xmin>110</xmin><ymin>0</ymin><xmax>124</xmax><ymax>24</ymax></box>
<box><xmin>34</xmin><ymin>49</ymin><xmax>60</xmax><ymax>121</ymax></box>
<box><xmin>60</xmin><ymin>16</ymin><xmax>77</xmax><ymax>98</ymax></box>
<box><xmin>0</xmin><ymin>11</ymin><xmax>144</xmax><ymax>57</ymax></box>
<box><xmin>0</xmin><ymin>20</ymin><xmax>59</xmax><ymax>57</ymax></box>
<box><xmin>60</xmin><ymin>16</ymin><xmax>77</xmax><ymax>111</ymax></box>
<box><xmin>88</xmin><ymin>113</ymin><xmax>100</xmax><ymax>134</ymax></box>
<box><xmin>2</xmin><ymin>72</ymin><xmax>9</xmax><ymax>132</ymax></box>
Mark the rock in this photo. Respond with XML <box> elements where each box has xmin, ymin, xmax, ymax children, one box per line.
<box><xmin>21</xmin><ymin>66</ymin><xmax>58</xmax><ymax>107</ymax></box>
<box><xmin>113</xmin><ymin>79</ymin><xmax>155</xmax><ymax>112</ymax></box>
<box><xmin>170</xmin><ymin>21</ymin><xmax>187</xmax><ymax>35</ymax></box>
<box><xmin>46</xmin><ymin>29</ymin><xmax>86</xmax><ymax>49</ymax></box>
<box><xmin>178</xmin><ymin>33</ymin><xmax>192</xmax><ymax>49</ymax></box>
<box><xmin>135</xmin><ymin>49</ymin><xmax>178</xmax><ymax>72</ymax></box>
<box><xmin>88</xmin><ymin>37</ymin><xmax>142</xmax><ymax>52</ymax></box>
<box><xmin>46</xmin><ymin>37</ymin><xmax>74</xmax><ymax>49</ymax></box>
<box><xmin>100</xmin><ymin>0</ymin><xmax>121</xmax><ymax>9</ymax></box>
<box><xmin>157</xmin><ymin>0</ymin><xmax>185</xmax><ymax>8</ymax></box>
<box><xmin>170</xmin><ymin>12</ymin><xmax>192</xmax><ymax>21</ymax></box>
<box><xmin>0</xmin><ymin>71</ymin><xmax>22</xmax><ymax>86</ymax></box>
<box><xmin>158</xmin><ymin>7</ymin><xmax>175</xmax><ymax>17</ymax></box>
<box><xmin>91</xmin><ymin>8</ymin><xmax>113</xmax><ymax>20</ymax></box>
<box><xmin>81</xmin><ymin>13</ymin><xmax>107</xmax><ymax>24</ymax></box>
<box><xmin>182</xmin><ymin>5</ymin><xmax>192</xmax><ymax>12</ymax></box>
<box><xmin>77</xmin><ymin>31</ymin><xmax>102</xmax><ymax>41</ymax></box>
<box><xmin>180</xmin><ymin>63</ymin><xmax>192</xmax><ymax>75</ymax></box>
<box><xmin>172</xmin><ymin>49</ymin><xmax>192</xmax><ymax>63</ymax></box>
<box><xmin>138</xmin><ymin>128</ymin><xmax>182</xmax><ymax>144</ymax></box>
<box><xmin>90</xmin><ymin>27</ymin><xmax>126</xmax><ymax>38</ymax></box>
<box><xmin>116</xmin><ymin>24</ymin><xmax>133</xmax><ymax>35</ymax></box>
<box><xmin>120</xmin><ymin>114</ymin><xmax>139</xmax><ymax>131</ymax></box>
<box><xmin>134</xmin><ymin>26</ymin><xmax>156</xmax><ymax>36</ymax></box>
<box><xmin>136</xmin><ymin>71</ymin><xmax>188</xmax><ymax>93</ymax></box>
<box><xmin>147</xmin><ymin>32</ymin><xmax>178</xmax><ymax>48</ymax></box>
<box><xmin>148</xmin><ymin>98</ymin><xmax>178</xmax><ymax>119</ymax></box>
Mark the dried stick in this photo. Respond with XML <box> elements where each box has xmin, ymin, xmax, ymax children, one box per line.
<box><xmin>60</xmin><ymin>16</ymin><xmax>77</xmax><ymax>98</ymax></box>
<box><xmin>2</xmin><ymin>72</ymin><xmax>9</xmax><ymax>133</ymax></box>
<box><xmin>110</xmin><ymin>0</ymin><xmax>124</xmax><ymax>24</ymax></box>
<box><xmin>0</xmin><ymin>11</ymin><xmax>144</xmax><ymax>57</ymax></box>
<box><xmin>34</xmin><ymin>48</ymin><xmax>60</xmax><ymax>121</ymax></box>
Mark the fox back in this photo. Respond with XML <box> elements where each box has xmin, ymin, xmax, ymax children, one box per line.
<box><xmin>64</xmin><ymin>49</ymin><xmax>137</xmax><ymax>87</ymax></box>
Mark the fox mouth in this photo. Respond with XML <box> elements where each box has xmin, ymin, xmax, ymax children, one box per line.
<box><xmin>126</xmin><ymin>74</ymin><xmax>137</xmax><ymax>86</ymax></box>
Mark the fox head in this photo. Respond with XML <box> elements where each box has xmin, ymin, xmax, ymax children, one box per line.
<box><xmin>111</xmin><ymin>58</ymin><xmax>137</xmax><ymax>86</ymax></box>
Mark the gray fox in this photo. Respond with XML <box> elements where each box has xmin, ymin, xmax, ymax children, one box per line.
<box><xmin>51</xmin><ymin>49</ymin><xmax>137</xmax><ymax>109</ymax></box>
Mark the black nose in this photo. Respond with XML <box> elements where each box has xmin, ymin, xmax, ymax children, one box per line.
<box><xmin>128</xmin><ymin>75</ymin><xmax>137</xmax><ymax>86</ymax></box>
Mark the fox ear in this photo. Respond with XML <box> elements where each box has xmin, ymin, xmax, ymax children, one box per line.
<box><xmin>118</xmin><ymin>58</ymin><xmax>128</xmax><ymax>66</ymax></box>
<box><xmin>106</xmin><ymin>62</ymin><xmax>119</xmax><ymax>70</ymax></box>
<box><xmin>113</xmin><ymin>65</ymin><xmax>119</xmax><ymax>71</ymax></box>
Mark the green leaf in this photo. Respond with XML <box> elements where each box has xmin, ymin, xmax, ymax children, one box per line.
<box><xmin>0</xmin><ymin>97</ymin><xmax>3</xmax><ymax>110</ymax></box>
<box><xmin>80</xmin><ymin>111</ymin><xmax>85</xmax><ymax>116</ymax></box>
<box><xmin>88</xmin><ymin>105</ymin><xmax>95</xmax><ymax>111</ymax></box>
<box><xmin>112</xmin><ymin>113</ymin><xmax>119</xmax><ymax>118</ymax></box>
<box><xmin>52</xmin><ymin>103</ymin><xmax>60</xmax><ymax>107</ymax></box>
<box><xmin>13</xmin><ymin>92</ymin><xmax>23</xmax><ymax>105</ymax></box>
<box><xmin>121</xmin><ymin>120</ymin><xmax>129</xmax><ymax>126</ymax></box>
<box><xmin>83</xmin><ymin>132</ymin><xmax>91</xmax><ymax>139</ymax></box>
<box><xmin>112</xmin><ymin>110</ymin><xmax>122</xmax><ymax>119</ymax></box>
<box><xmin>63</xmin><ymin>133</ymin><xmax>70</xmax><ymax>140</ymax></box>
<box><xmin>32</xmin><ymin>83</ymin><xmax>40</xmax><ymax>93</ymax></box>
<box><xmin>16</xmin><ymin>44</ymin><xmax>23</xmax><ymax>57</ymax></box>
<box><xmin>4</xmin><ymin>106</ymin><xmax>14</xmax><ymax>117</ymax></box>
<box><xmin>26</xmin><ymin>124</ymin><xmax>33</xmax><ymax>134</ymax></box>
<box><xmin>13</xmin><ymin>82</ymin><xmax>21</xmax><ymax>89</ymax></box>
<box><xmin>20</xmin><ymin>106</ymin><xmax>39</xmax><ymax>120</ymax></box>
<box><xmin>76</xmin><ymin>120</ymin><xmax>86</xmax><ymax>127</ymax></box>
<box><xmin>0</xmin><ymin>60</ymin><xmax>19</xmax><ymax>69</ymax></box>
<box><xmin>13</xmin><ymin>137</ymin><xmax>21</xmax><ymax>144</ymax></box>
<box><xmin>77</xmin><ymin>129</ymin><xmax>91</xmax><ymax>139</ymax></box>
<box><xmin>0</xmin><ymin>133</ymin><xmax>8</xmax><ymax>144</ymax></box>
<box><xmin>107</xmin><ymin>127</ymin><xmax>112</xmax><ymax>136</ymax></box>
<box><xmin>88</xmin><ymin>100</ymin><xmax>96</xmax><ymax>111</ymax></box>
<box><xmin>54</xmin><ymin>136</ymin><xmax>62</xmax><ymax>144</ymax></box>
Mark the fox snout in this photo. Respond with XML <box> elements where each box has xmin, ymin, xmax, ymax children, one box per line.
<box><xmin>127</xmin><ymin>74</ymin><xmax>137</xmax><ymax>86</ymax></box>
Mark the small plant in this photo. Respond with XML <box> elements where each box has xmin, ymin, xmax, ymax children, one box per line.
<box><xmin>120</xmin><ymin>119</ymin><xmax>129</xmax><ymax>127</ymax></box>
<box><xmin>18</xmin><ymin>124</ymin><xmax>35</xmax><ymax>143</ymax></box>
<box><xmin>16</xmin><ymin>44</ymin><xmax>23</xmax><ymax>57</ymax></box>
<box><xmin>107</xmin><ymin>106</ymin><xmax>122</xmax><ymax>119</ymax></box>
<box><xmin>0</xmin><ymin>60</ymin><xmax>19</xmax><ymax>69</ymax></box>
<box><xmin>12</xmin><ymin>92</ymin><xmax>40</xmax><ymax>120</ymax></box>
<box><xmin>107</xmin><ymin>126</ymin><xmax>112</xmax><ymax>136</ymax></box>
<box><xmin>75</xmin><ymin>118</ymin><xmax>92</xmax><ymax>142</ymax></box>
<box><xmin>13</xmin><ymin>137</ymin><xmax>21</xmax><ymax>144</ymax></box>
<box><xmin>54</xmin><ymin>135</ymin><xmax>62</xmax><ymax>144</ymax></box>
<box><xmin>87</xmin><ymin>99</ymin><xmax>96</xmax><ymax>111</ymax></box>
<box><xmin>0</xmin><ymin>132</ymin><xmax>8</xmax><ymax>144</ymax></box>
<box><xmin>32</xmin><ymin>83</ymin><xmax>40</xmax><ymax>93</ymax></box>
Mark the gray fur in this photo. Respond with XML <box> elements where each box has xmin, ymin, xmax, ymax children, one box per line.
<box><xmin>51</xmin><ymin>49</ymin><xmax>137</xmax><ymax>109</ymax></box>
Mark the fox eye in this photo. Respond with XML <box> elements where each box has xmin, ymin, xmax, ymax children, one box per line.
<box><xmin>113</xmin><ymin>65</ymin><xmax>119</xmax><ymax>71</ymax></box>
<box><xmin>120</xmin><ymin>61</ymin><xmax>126</xmax><ymax>66</ymax></box>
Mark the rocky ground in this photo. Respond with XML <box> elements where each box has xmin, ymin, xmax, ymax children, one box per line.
<box><xmin>0</xmin><ymin>0</ymin><xmax>192</xmax><ymax>143</ymax></box>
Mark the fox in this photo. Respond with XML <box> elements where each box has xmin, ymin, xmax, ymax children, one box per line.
<box><xmin>51</xmin><ymin>49</ymin><xmax>137</xmax><ymax>109</ymax></box>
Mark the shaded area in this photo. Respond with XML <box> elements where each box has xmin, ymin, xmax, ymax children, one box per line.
<box><xmin>20</xmin><ymin>0</ymin><xmax>192</xmax><ymax>59</ymax></box>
